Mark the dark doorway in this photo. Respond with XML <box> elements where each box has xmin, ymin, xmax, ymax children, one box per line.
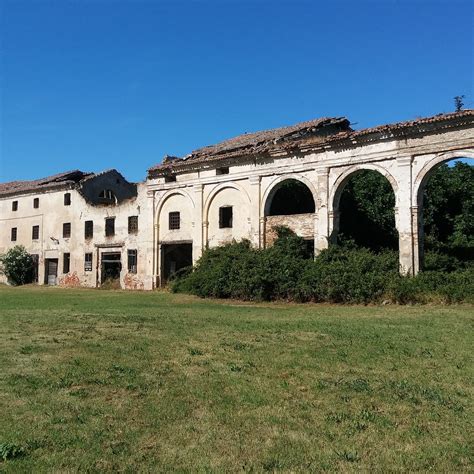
<box><xmin>45</xmin><ymin>259</ymin><xmax>58</xmax><ymax>285</ymax></box>
<box><xmin>161</xmin><ymin>243</ymin><xmax>193</xmax><ymax>284</ymax></box>
<box><xmin>101</xmin><ymin>252</ymin><xmax>122</xmax><ymax>284</ymax></box>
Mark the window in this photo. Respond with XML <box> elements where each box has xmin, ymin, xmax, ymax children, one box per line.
<box><xmin>84</xmin><ymin>253</ymin><xmax>93</xmax><ymax>272</ymax></box>
<box><xmin>127</xmin><ymin>249</ymin><xmax>137</xmax><ymax>273</ymax></box>
<box><xmin>216</xmin><ymin>167</ymin><xmax>229</xmax><ymax>175</ymax></box>
<box><xmin>169</xmin><ymin>211</ymin><xmax>180</xmax><ymax>230</ymax></box>
<box><xmin>63</xmin><ymin>253</ymin><xmax>70</xmax><ymax>273</ymax></box>
<box><xmin>99</xmin><ymin>189</ymin><xmax>116</xmax><ymax>203</ymax></box>
<box><xmin>32</xmin><ymin>225</ymin><xmax>40</xmax><ymax>240</ymax></box>
<box><xmin>33</xmin><ymin>198</ymin><xmax>39</xmax><ymax>209</ymax></box>
<box><xmin>12</xmin><ymin>201</ymin><xmax>18</xmax><ymax>211</ymax></box>
<box><xmin>128</xmin><ymin>216</ymin><xmax>138</xmax><ymax>234</ymax></box>
<box><xmin>219</xmin><ymin>206</ymin><xmax>233</xmax><ymax>228</ymax></box>
<box><xmin>105</xmin><ymin>217</ymin><xmax>115</xmax><ymax>237</ymax></box>
<box><xmin>11</xmin><ymin>227</ymin><xmax>17</xmax><ymax>242</ymax></box>
<box><xmin>164</xmin><ymin>175</ymin><xmax>176</xmax><ymax>183</ymax></box>
<box><xmin>63</xmin><ymin>222</ymin><xmax>71</xmax><ymax>238</ymax></box>
<box><xmin>64</xmin><ymin>193</ymin><xmax>71</xmax><ymax>206</ymax></box>
<box><xmin>84</xmin><ymin>220</ymin><xmax>93</xmax><ymax>239</ymax></box>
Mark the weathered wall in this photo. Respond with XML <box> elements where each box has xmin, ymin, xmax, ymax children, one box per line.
<box><xmin>264</xmin><ymin>213</ymin><xmax>315</xmax><ymax>246</ymax></box>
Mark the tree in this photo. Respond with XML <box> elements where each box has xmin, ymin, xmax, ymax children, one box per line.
<box><xmin>454</xmin><ymin>95</ymin><xmax>465</xmax><ymax>112</ymax></box>
<box><xmin>0</xmin><ymin>246</ymin><xmax>34</xmax><ymax>286</ymax></box>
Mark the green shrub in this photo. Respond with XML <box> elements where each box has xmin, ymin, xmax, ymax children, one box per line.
<box><xmin>0</xmin><ymin>246</ymin><xmax>34</xmax><ymax>286</ymax></box>
<box><xmin>171</xmin><ymin>230</ymin><xmax>473</xmax><ymax>304</ymax></box>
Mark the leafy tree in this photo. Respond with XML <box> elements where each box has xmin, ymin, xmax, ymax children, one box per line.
<box><xmin>0</xmin><ymin>245</ymin><xmax>34</xmax><ymax>285</ymax></box>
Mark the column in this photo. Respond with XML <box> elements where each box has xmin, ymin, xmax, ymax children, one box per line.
<box><xmin>192</xmin><ymin>184</ymin><xmax>204</xmax><ymax>263</ymax></box>
<box><xmin>249</xmin><ymin>175</ymin><xmax>261</xmax><ymax>248</ymax></box>
<box><xmin>314</xmin><ymin>167</ymin><xmax>330</xmax><ymax>254</ymax></box>
<box><xmin>396</xmin><ymin>156</ymin><xmax>416</xmax><ymax>275</ymax></box>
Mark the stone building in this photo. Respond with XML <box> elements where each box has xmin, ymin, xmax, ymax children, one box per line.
<box><xmin>0</xmin><ymin>169</ymin><xmax>154</xmax><ymax>289</ymax></box>
<box><xmin>1</xmin><ymin>110</ymin><xmax>473</xmax><ymax>289</ymax></box>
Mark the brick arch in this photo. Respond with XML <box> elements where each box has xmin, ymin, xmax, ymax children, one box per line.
<box><xmin>155</xmin><ymin>189</ymin><xmax>195</xmax><ymax>224</ymax></box>
<box><xmin>203</xmin><ymin>182</ymin><xmax>251</xmax><ymax>224</ymax></box>
<box><xmin>261</xmin><ymin>174</ymin><xmax>317</xmax><ymax>217</ymax></box>
<box><xmin>329</xmin><ymin>163</ymin><xmax>398</xmax><ymax>215</ymax></box>
<box><xmin>414</xmin><ymin>149</ymin><xmax>474</xmax><ymax>206</ymax></box>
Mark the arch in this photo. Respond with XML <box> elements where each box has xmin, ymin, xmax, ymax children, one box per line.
<box><xmin>261</xmin><ymin>174</ymin><xmax>317</xmax><ymax>217</ymax></box>
<box><xmin>329</xmin><ymin>164</ymin><xmax>399</xmax><ymax>250</ymax></box>
<box><xmin>413</xmin><ymin>150</ymin><xmax>474</xmax><ymax>272</ymax></box>
<box><xmin>329</xmin><ymin>163</ymin><xmax>398</xmax><ymax>214</ymax></box>
<box><xmin>203</xmin><ymin>182</ymin><xmax>251</xmax><ymax>223</ymax></box>
<box><xmin>414</xmin><ymin>149</ymin><xmax>474</xmax><ymax>206</ymax></box>
<box><xmin>155</xmin><ymin>189</ymin><xmax>195</xmax><ymax>223</ymax></box>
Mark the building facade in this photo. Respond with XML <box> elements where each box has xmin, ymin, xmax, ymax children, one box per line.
<box><xmin>1</xmin><ymin>110</ymin><xmax>473</xmax><ymax>289</ymax></box>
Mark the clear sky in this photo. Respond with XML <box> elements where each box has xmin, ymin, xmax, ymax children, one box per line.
<box><xmin>1</xmin><ymin>0</ymin><xmax>472</xmax><ymax>183</ymax></box>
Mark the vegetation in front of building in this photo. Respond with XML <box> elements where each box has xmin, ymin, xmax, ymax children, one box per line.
<box><xmin>0</xmin><ymin>245</ymin><xmax>34</xmax><ymax>286</ymax></box>
<box><xmin>173</xmin><ymin>162</ymin><xmax>473</xmax><ymax>304</ymax></box>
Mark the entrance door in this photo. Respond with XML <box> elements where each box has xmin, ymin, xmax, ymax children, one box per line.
<box><xmin>161</xmin><ymin>243</ymin><xmax>193</xmax><ymax>284</ymax></box>
<box><xmin>45</xmin><ymin>259</ymin><xmax>58</xmax><ymax>285</ymax></box>
<box><xmin>101</xmin><ymin>252</ymin><xmax>122</xmax><ymax>284</ymax></box>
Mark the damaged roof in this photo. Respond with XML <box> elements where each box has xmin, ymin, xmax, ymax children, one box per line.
<box><xmin>148</xmin><ymin>109</ymin><xmax>474</xmax><ymax>176</ymax></box>
<box><xmin>0</xmin><ymin>170</ymin><xmax>92</xmax><ymax>198</ymax></box>
<box><xmin>149</xmin><ymin>116</ymin><xmax>351</xmax><ymax>174</ymax></box>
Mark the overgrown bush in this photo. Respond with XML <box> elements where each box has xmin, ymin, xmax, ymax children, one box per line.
<box><xmin>171</xmin><ymin>230</ymin><xmax>473</xmax><ymax>304</ymax></box>
<box><xmin>0</xmin><ymin>246</ymin><xmax>34</xmax><ymax>286</ymax></box>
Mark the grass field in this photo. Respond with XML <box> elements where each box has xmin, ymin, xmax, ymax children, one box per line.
<box><xmin>0</xmin><ymin>286</ymin><xmax>472</xmax><ymax>472</ymax></box>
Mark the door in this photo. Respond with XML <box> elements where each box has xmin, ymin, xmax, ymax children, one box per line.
<box><xmin>161</xmin><ymin>243</ymin><xmax>193</xmax><ymax>284</ymax></box>
<box><xmin>45</xmin><ymin>259</ymin><xmax>58</xmax><ymax>285</ymax></box>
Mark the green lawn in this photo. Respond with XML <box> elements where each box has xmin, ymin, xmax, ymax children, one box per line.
<box><xmin>0</xmin><ymin>286</ymin><xmax>472</xmax><ymax>472</ymax></box>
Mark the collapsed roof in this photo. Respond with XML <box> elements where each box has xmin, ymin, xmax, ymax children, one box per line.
<box><xmin>148</xmin><ymin>109</ymin><xmax>474</xmax><ymax>177</ymax></box>
<box><xmin>0</xmin><ymin>170</ymin><xmax>92</xmax><ymax>198</ymax></box>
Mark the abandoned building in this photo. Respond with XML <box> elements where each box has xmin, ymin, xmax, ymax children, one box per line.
<box><xmin>1</xmin><ymin>110</ymin><xmax>473</xmax><ymax>289</ymax></box>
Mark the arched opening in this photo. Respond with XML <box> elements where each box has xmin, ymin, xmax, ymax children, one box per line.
<box><xmin>334</xmin><ymin>169</ymin><xmax>398</xmax><ymax>251</ymax></box>
<box><xmin>417</xmin><ymin>157</ymin><xmax>473</xmax><ymax>271</ymax></box>
<box><xmin>266</xmin><ymin>179</ymin><xmax>315</xmax><ymax>216</ymax></box>
<box><xmin>264</xmin><ymin>179</ymin><xmax>316</xmax><ymax>250</ymax></box>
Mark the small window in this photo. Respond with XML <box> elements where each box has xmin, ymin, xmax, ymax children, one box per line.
<box><xmin>105</xmin><ymin>217</ymin><xmax>115</xmax><ymax>237</ymax></box>
<box><xmin>84</xmin><ymin>220</ymin><xmax>93</xmax><ymax>239</ymax></box>
<box><xmin>216</xmin><ymin>167</ymin><xmax>229</xmax><ymax>175</ymax></box>
<box><xmin>63</xmin><ymin>253</ymin><xmax>70</xmax><ymax>273</ymax></box>
<box><xmin>128</xmin><ymin>216</ymin><xmax>138</xmax><ymax>234</ymax></box>
<box><xmin>164</xmin><ymin>174</ymin><xmax>176</xmax><ymax>183</ymax></box>
<box><xmin>12</xmin><ymin>201</ymin><xmax>18</xmax><ymax>211</ymax></box>
<box><xmin>64</xmin><ymin>193</ymin><xmax>71</xmax><ymax>206</ymax></box>
<box><xmin>32</xmin><ymin>225</ymin><xmax>40</xmax><ymax>240</ymax></box>
<box><xmin>11</xmin><ymin>227</ymin><xmax>17</xmax><ymax>242</ymax></box>
<box><xmin>33</xmin><ymin>198</ymin><xmax>39</xmax><ymax>209</ymax></box>
<box><xmin>127</xmin><ymin>249</ymin><xmax>137</xmax><ymax>273</ymax></box>
<box><xmin>219</xmin><ymin>206</ymin><xmax>233</xmax><ymax>228</ymax></box>
<box><xmin>63</xmin><ymin>222</ymin><xmax>71</xmax><ymax>238</ymax></box>
<box><xmin>84</xmin><ymin>253</ymin><xmax>93</xmax><ymax>272</ymax></box>
<box><xmin>169</xmin><ymin>211</ymin><xmax>180</xmax><ymax>230</ymax></box>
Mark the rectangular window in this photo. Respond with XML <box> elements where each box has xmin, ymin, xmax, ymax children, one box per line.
<box><xmin>128</xmin><ymin>216</ymin><xmax>138</xmax><ymax>234</ymax></box>
<box><xmin>63</xmin><ymin>253</ymin><xmax>70</xmax><ymax>273</ymax></box>
<box><xmin>32</xmin><ymin>225</ymin><xmax>40</xmax><ymax>240</ymax></box>
<box><xmin>84</xmin><ymin>220</ymin><xmax>93</xmax><ymax>239</ymax></box>
<box><xmin>12</xmin><ymin>201</ymin><xmax>18</xmax><ymax>211</ymax></box>
<box><xmin>127</xmin><ymin>249</ymin><xmax>137</xmax><ymax>273</ymax></box>
<box><xmin>11</xmin><ymin>227</ymin><xmax>17</xmax><ymax>242</ymax></box>
<box><xmin>105</xmin><ymin>217</ymin><xmax>115</xmax><ymax>237</ymax></box>
<box><xmin>64</xmin><ymin>193</ymin><xmax>71</xmax><ymax>206</ymax></box>
<box><xmin>63</xmin><ymin>222</ymin><xmax>71</xmax><ymax>238</ymax></box>
<box><xmin>219</xmin><ymin>206</ymin><xmax>233</xmax><ymax>228</ymax></box>
<box><xmin>169</xmin><ymin>211</ymin><xmax>180</xmax><ymax>230</ymax></box>
<box><xmin>216</xmin><ymin>167</ymin><xmax>229</xmax><ymax>175</ymax></box>
<box><xmin>33</xmin><ymin>198</ymin><xmax>39</xmax><ymax>209</ymax></box>
<box><xmin>84</xmin><ymin>253</ymin><xmax>93</xmax><ymax>272</ymax></box>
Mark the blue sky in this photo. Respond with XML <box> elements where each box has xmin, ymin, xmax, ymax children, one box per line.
<box><xmin>1</xmin><ymin>0</ymin><xmax>472</xmax><ymax>183</ymax></box>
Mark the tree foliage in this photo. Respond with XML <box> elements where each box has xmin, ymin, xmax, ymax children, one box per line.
<box><xmin>0</xmin><ymin>245</ymin><xmax>34</xmax><ymax>286</ymax></box>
